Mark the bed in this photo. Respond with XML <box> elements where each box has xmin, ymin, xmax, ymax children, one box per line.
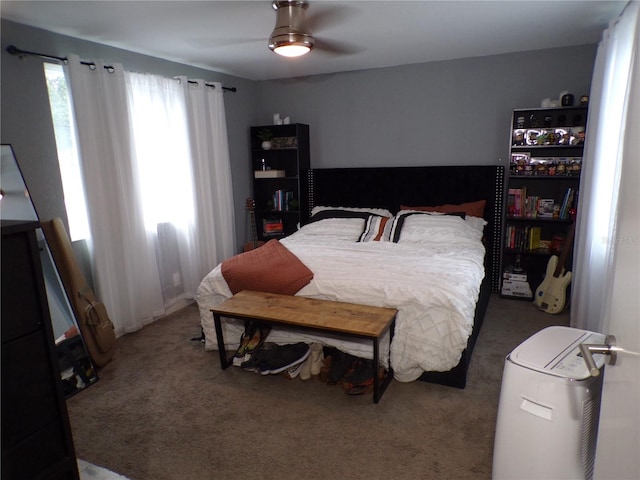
<box><xmin>197</xmin><ymin>165</ymin><xmax>504</xmax><ymax>387</ymax></box>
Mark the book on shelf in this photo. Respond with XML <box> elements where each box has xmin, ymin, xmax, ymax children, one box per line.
<box><xmin>504</xmin><ymin>225</ymin><xmax>542</xmax><ymax>252</ymax></box>
<box><xmin>262</xmin><ymin>218</ymin><xmax>283</xmax><ymax>235</ymax></box>
<box><xmin>528</xmin><ymin>227</ymin><xmax>541</xmax><ymax>250</ymax></box>
<box><xmin>272</xmin><ymin>189</ymin><xmax>295</xmax><ymax>212</ymax></box>
<box><xmin>501</xmin><ymin>279</ymin><xmax>533</xmax><ymax>298</ymax></box>
<box><xmin>503</xmin><ymin>271</ymin><xmax>528</xmax><ymax>282</ymax></box>
<box><xmin>509</xmin><ymin>189</ymin><xmax>577</xmax><ymax>220</ymax></box>
<box><xmin>507</xmin><ymin>187</ymin><xmax>525</xmax><ymax>216</ymax></box>
<box><xmin>508</xmin><ymin>188</ymin><xmax>556</xmax><ymax>219</ymax></box>
<box><xmin>559</xmin><ymin>187</ymin><xmax>577</xmax><ymax>219</ymax></box>
<box><xmin>254</xmin><ymin>169</ymin><xmax>286</xmax><ymax>178</ymax></box>
<box><xmin>503</xmin><ymin>254</ymin><xmax>527</xmax><ymax>279</ymax></box>
<box><xmin>501</xmin><ymin>257</ymin><xmax>533</xmax><ymax>297</ymax></box>
<box><xmin>525</xmin><ymin>195</ymin><xmax>540</xmax><ymax>218</ymax></box>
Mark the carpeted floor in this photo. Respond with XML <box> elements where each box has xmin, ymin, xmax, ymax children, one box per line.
<box><xmin>66</xmin><ymin>294</ymin><xmax>568</xmax><ymax>480</ymax></box>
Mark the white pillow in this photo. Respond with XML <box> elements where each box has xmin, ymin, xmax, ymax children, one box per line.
<box><xmin>390</xmin><ymin>212</ymin><xmax>480</xmax><ymax>244</ymax></box>
<box><xmin>299</xmin><ymin>217</ymin><xmax>366</xmax><ymax>242</ymax></box>
<box><xmin>311</xmin><ymin>206</ymin><xmax>393</xmax><ymax>218</ymax></box>
<box><xmin>394</xmin><ymin>210</ymin><xmax>485</xmax><ymax>241</ymax></box>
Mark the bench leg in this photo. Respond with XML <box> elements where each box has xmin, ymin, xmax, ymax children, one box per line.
<box><xmin>212</xmin><ymin>313</ymin><xmax>233</xmax><ymax>369</ymax></box>
<box><xmin>373</xmin><ymin>339</ymin><xmax>381</xmax><ymax>403</ymax></box>
<box><xmin>373</xmin><ymin>318</ymin><xmax>395</xmax><ymax>404</ymax></box>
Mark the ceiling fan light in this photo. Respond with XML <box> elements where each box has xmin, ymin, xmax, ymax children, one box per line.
<box><xmin>269</xmin><ymin>32</ymin><xmax>314</xmax><ymax>57</ymax></box>
<box><xmin>273</xmin><ymin>44</ymin><xmax>311</xmax><ymax>57</ymax></box>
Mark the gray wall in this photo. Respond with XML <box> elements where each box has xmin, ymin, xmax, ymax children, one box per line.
<box><xmin>257</xmin><ymin>44</ymin><xmax>596</xmax><ymax>169</ymax></box>
<box><xmin>2</xmin><ymin>19</ymin><xmax>597</xmax><ymax>251</ymax></box>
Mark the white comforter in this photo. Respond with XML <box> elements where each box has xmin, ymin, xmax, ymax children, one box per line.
<box><xmin>196</xmin><ymin>213</ymin><xmax>486</xmax><ymax>382</ymax></box>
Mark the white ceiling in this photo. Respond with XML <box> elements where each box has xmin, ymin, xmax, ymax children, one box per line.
<box><xmin>1</xmin><ymin>1</ymin><xmax>627</xmax><ymax>81</ymax></box>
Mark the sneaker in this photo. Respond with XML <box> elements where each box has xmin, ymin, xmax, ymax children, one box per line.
<box><xmin>299</xmin><ymin>354</ymin><xmax>312</xmax><ymax>381</ymax></box>
<box><xmin>240</xmin><ymin>349</ymin><xmax>270</xmax><ymax>373</ymax></box>
<box><xmin>244</xmin><ymin>325</ymin><xmax>271</xmax><ymax>355</ymax></box>
<box><xmin>300</xmin><ymin>343</ymin><xmax>323</xmax><ymax>380</ymax></box>
<box><xmin>327</xmin><ymin>350</ymin><xmax>358</xmax><ymax>385</ymax></box>
<box><xmin>232</xmin><ymin>353</ymin><xmax>251</xmax><ymax>367</ymax></box>
<box><xmin>284</xmin><ymin>361</ymin><xmax>304</xmax><ymax>379</ymax></box>
<box><xmin>344</xmin><ymin>365</ymin><xmax>385</xmax><ymax>395</ymax></box>
<box><xmin>319</xmin><ymin>355</ymin><xmax>332</xmax><ymax>383</ymax></box>
<box><xmin>234</xmin><ymin>323</ymin><xmax>256</xmax><ymax>358</ymax></box>
<box><xmin>341</xmin><ymin>358</ymin><xmax>374</xmax><ymax>390</ymax></box>
<box><xmin>259</xmin><ymin>343</ymin><xmax>310</xmax><ymax>376</ymax></box>
<box><xmin>345</xmin><ymin>379</ymin><xmax>374</xmax><ymax>395</ymax></box>
<box><xmin>309</xmin><ymin>343</ymin><xmax>324</xmax><ymax>376</ymax></box>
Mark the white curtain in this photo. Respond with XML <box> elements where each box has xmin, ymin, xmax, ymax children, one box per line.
<box><xmin>179</xmin><ymin>77</ymin><xmax>236</xmax><ymax>288</ymax></box>
<box><xmin>65</xmin><ymin>57</ymin><xmax>235</xmax><ymax>335</ymax></box>
<box><xmin>571</xmin><ymin>2</ymin><xmax>640</xmax><ymax>332</ymax></box>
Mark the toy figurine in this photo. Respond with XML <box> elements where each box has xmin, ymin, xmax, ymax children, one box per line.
<box><xmin>569</xmin><ymin>161</ymin><xmax>582</xmax><ymax>175</ymax></box>
<box><xmin>513</xmin><ymin>131</ymin><xmax>525</xmax><ymax>146</ymax></box>
<box><xmin>535</xmin><ymin>163</ymin><xmax>547</xmax><ymax>175</ymax></box>
<box><xmin>571</xmin><ymin>127</ymin><xmax>585</xmax><ymax>145</ymax></box>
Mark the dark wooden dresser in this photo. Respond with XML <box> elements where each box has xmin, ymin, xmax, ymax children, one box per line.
<box><xmin>1</xmin><ymin>220</ymin><xmax>80</xmax><ymax>480</ymax></box>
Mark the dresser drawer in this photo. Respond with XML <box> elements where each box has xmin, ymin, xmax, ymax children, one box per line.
<box><xmin>2</xmin><ymin>420</ymin><xmax>71</xmax><ymax>480</ymax></box>
<box><xmin>1</xmin><ymin>330</ymin><xmax>59</xmax><ymax>447</ymax></box>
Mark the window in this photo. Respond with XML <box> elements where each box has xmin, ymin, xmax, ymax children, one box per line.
<box><xmin>44</xmin><ymin>63</ymin><xmax>90</xmax><ymax>241</ymax></box>
<box><xmin>45</xmin><ymin>65</ymin><xmax>196</xmax><ymax>238</ymax></box>
<box><xmin>125</xmin><ymin>72</ymin><xmax>195</xmax><ymax>231</ymax></box>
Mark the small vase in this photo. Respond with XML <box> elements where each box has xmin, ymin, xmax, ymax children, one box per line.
<box><xmin>261</xmin><ymin>140</ymin><xmax>272</xmax><ymax>150</ymax></box>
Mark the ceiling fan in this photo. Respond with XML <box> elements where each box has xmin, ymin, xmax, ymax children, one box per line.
<box><xmin>268</xmin><ymin>0</ymin><xmax>361</xmax><ymax>57</ymax></box>
<box><xmin>269</xmin><ymin>1</ymin><xmax>313</xmax><ymax>57</ymax></box>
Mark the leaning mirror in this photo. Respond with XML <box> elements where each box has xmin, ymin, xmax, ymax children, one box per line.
<box><xmin>1</xmin><ymin>144</ymin><xmax>98</xmax><ymax>397</ymax></box>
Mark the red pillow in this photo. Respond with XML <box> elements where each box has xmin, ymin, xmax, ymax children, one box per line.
<box><xmin>400</xmin><ymin>199</ymin><xmax>486</xmax><ymax>218</ymax></box>
<box><xmin>221</xmin><ymin>239</ymin><xmax>313</xmax><ymax>295</ymax></box>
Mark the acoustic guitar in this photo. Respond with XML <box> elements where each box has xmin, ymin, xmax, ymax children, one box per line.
<box><xmin>534</xmin><ymin>223</ymin><xmax>575</xmax><ymax>314</ymax></box>
<box><xmin>244</xmin><ymin>198</ymin><xmax>265</xmax><ymax>252</ymax></box>
<box><xmin>41</xmin><ymin>217</ymin><xmax>116</xmax><ymax>367</ymax></box>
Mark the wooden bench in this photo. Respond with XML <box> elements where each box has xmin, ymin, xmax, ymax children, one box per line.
<box><xmin>210</xmin><ymin>290</ymin><xmax>397</xmax><ymax>403</ymax></box>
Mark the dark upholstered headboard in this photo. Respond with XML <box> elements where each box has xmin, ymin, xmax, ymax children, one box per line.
<box><xmin>300</xmin><ymin>166</ymin><xmax>505</xmax><ymax>292</ymax></box>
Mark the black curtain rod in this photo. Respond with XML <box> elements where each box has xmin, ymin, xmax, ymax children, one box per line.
<box><xmin>6</xmin><ymin>45</ymin><xmax>237</xmax><ymax>92</ymax></box>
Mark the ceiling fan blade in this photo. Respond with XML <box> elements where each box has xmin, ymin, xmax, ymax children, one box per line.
<box><xmin>185</xmin><ymin>37</ymin><xmax>263</xmax><ymax>49</ymax></box>
<box><xmin>305</xmin><ymin>5</ymin><xmax>361</xmax><ymax>33</ymax></box>
<box><xmin>313</xmin><ymin>37</ymin><xmax>364</xmax><ymax>56</ymax></box>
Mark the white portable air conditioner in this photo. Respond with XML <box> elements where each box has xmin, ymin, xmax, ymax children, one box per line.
<box><xmin>492</xmin><ymin>326</ymin><xmax>606</xmax><ymax>480</ymax></box>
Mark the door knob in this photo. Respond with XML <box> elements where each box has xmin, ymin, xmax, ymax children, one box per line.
<box><xmin>579</xmin><ymin>335</ymin><xmax>617</xmax><ymax>377</ymax></box>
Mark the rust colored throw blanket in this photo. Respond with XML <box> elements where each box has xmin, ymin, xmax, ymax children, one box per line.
<box><xmin>221</xmin><ymin>239</ymin><xmax>314</xmax><ymax>295</ymax></box>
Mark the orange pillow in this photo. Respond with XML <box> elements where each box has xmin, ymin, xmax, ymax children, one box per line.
<box><xmin>400</xmin><ymin>199</ymin><xmax>486</xmax><ymax>218</ymax></box>
<box><xmin>221</xmin><ymin>239</ymin><xmax>313</xmax><ymax>295</ymax></box>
